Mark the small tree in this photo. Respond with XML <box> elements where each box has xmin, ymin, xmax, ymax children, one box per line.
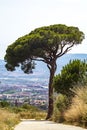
<box><xmin>53</xmin><ymin>59</ymin><xmax>87</xmax><ymax>97</ymax></box>
<box><xmin>0</xmin><ymin>100</ymin><xmax>10</xmax><ymax>108</ymax></box>
<box><xmin>4</xmin><ymin>24</ymin><xmax>84</xmax><ymax>119</ymax></box>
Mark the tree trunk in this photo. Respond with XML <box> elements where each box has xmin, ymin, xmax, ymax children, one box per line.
<box><xmin>46</xmin><ymin>62</ymin><xmax>56</xmax><ymax>120</ymax></box>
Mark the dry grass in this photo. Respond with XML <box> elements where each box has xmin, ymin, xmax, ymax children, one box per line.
<box><xmin>64</xmin><ymin>86</ymin><xmax>87</xmax><ymax>127</ymax></box>
<box><xmin>0</xmin><ymin>104</ymin><xmax>46</xmax><ymax>130</ymax></box>
<box><xmin>0</xmin><ymin>108</ymin><xmax>20</xmax><ymax>130</ymax></box>
<box><xmin>11</xmin><ymin>104</ymin><xmax>47</xmax><ymax>120</ymax></box>
<box><xmin>19</xmin><ymin>111</ymin><xmax>46</xmax><ymax>120</ymax></box>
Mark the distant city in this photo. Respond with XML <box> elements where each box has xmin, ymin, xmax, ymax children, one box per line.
<box><xmin>0</xmin><ymin>84</ymin><xmax>48</xmax><ymax>109</ymax></box>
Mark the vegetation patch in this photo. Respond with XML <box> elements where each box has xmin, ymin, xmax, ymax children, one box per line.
<box><xmin>0</xmin><ymin>103</ymin><xmax>46</xmax><ymax>130</ymax></box>
<box><xmin>64</xmin><ymin>86</ymin><xmax>87</xmax><ymax>128</ymax></box>
<box><xmin>0</xmin><ymin>108</ymin><xmax>20</xmax><ymax>130</ymax></box>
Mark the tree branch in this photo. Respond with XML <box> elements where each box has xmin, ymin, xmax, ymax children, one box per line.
<box><xmin>32</xmin><ymin>57</ymin><xmax>51</xmax><ymax>66</ymax></box>
<box><xmin>56</xmin><ymin>42</ymin><xmax>74</xmax><ymax>58</ymax></box>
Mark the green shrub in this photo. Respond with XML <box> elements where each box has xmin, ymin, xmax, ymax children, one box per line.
<box><xmin>53</xmin><ymin>94</ymin><xmax>68</xmax><ymax>122</ymax></box>
<box><xmin>53</xmin><ymin>59</ymin><xmax>87</xmax><ymax>97</ymax></box>
<box><xmin>0</xmin><ymin>100</ymin><xmax>10</xmax><ymax>108</ymax></box>
<box><xmin>21</xmin><ymin>104</ymin><xmax>39</xmax><ymax>111</ymax></box>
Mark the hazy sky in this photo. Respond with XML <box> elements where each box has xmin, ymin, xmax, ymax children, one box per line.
<box><xmin>0</xmin><ymin>0</ymin><xmax>87</xmax><ymax>59</ymax></box>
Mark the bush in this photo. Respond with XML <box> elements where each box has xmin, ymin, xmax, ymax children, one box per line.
<box><xmin>53</xmin><ymin>59</ymin><xmax>87</xmax><ymax>97</ymax></box>
<box><xmin>53</xmin><ymin>94</ymin><xmax>68</xmax><ymax>122</ymax></box>
<box><xmin>21</xmin><ymin>104</ymin><xmax>39</xmax><ymax>111</ymax></box>
<box><xmin>64</xmin><ymin>86</ymin><xmax>87</xmax><ymax>127</ymax></box>
<box><xmin>0</xmin><ymin>100</ymin><xmax>10</xmax><ymax>108</ymax></box>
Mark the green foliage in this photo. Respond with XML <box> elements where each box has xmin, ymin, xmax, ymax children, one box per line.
<box><xmin>10</xmin><ymin>104</ymin><xmax>39</xmax><ymax>113</ymax></box>
<box><xmin>4</xmin><ymin>24</ymin><xmax>84</xmax><ymax>73</ymax></box>
<box><xmin>53</xmin><ymin>59</ymin><xmax>87</xmax><ymax>96</ymax></box>
<box><xmin>10</xmin><ymin>104</ymin><xmax>46</xmax><ymax>120</ymax></box>
<box><xmin>55</xmin><ymin>94</ymin><xmax>68</xmax><ymax>112</ymax></box>
<box><xmin>53</xmin><ymin>94</ymin><xmax>68</xmax><ymax>122</ymax></box>
<box><xmin>21</xmin><ymin>103</ymin><xmax>39</xmax><ymax>111</ymax></box>
<box><xmin>0</xmin><ymin>100</ymin><xmax>10</xmax><ymax>108</ymax></box>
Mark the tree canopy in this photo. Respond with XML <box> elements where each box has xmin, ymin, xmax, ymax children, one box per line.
<box><xmin>4</xmin><ymin>24</ymin><xmax>84</xmax><ymax>119</ymax></box>
<box><xmin>5</xmin><ymin>24</ymin><xmax>84</xmax><ymax>72</ymax></box>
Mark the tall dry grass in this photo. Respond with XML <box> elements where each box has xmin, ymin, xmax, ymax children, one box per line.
<box><xmin>64</xmin><ymin>86</ymin><xmax>87</xmax><ymax>127</ymax></box>
<box><xmin>0</xmin><ymin>108</ymin><xmax>20</xmax><ymax>130</ymax></box>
